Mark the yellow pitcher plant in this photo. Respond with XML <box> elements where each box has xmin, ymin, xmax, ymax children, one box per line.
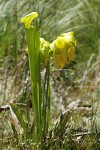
<box><xmin>21</xmin><ymin>11</ymin><xmax>77</xmax><ymax>148</ymax></box>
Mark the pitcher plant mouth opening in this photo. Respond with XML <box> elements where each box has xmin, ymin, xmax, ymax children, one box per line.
<box><xmin>21</xmin><ymin>12</ymin><xmax>38</xmax><ymax>28</ymax></box>
<box><xmin>21</xmin><ymin>11</ymin><xmax>77</xmax><ymax>146</ymax></box>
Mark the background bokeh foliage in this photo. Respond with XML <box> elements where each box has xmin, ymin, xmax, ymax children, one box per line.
<box><xmin>0</xmin><ymin>0</ymin><xmax>99</xmax><ymax>64</ymax></box>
